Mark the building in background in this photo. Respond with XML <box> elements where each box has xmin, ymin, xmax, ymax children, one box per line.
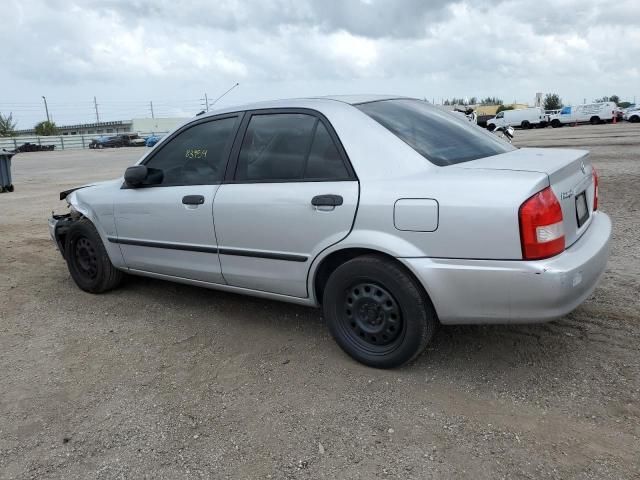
<box><xmin>13</xmin><ymin>117</ymin><xmax>189</xmax><ymax>137</ymax></box>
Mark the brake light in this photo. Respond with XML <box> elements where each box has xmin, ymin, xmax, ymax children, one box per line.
<box><xmin>519</xmin><ymin>187</ymin><xmax>565</xmax><ymax>260</ymax></box>
<box><xmin>592</xmin><ymin>167</ymin><xmax>598</xmax><ymax>211</ymax></box>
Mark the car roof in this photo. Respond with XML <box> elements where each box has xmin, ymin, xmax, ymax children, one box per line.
<box><xmin>200</xmin><ymin>94</ymin><xmax>411</xmax><ymax>119</ymax></box>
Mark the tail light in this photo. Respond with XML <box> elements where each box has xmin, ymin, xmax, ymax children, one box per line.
<box><xmin>592</xmin><ymin>167</ymin><xmax>599</xmax><ymax>211</ymax></box>
<box><xmin>519</xmin><ymin>187</ymin><xmax>565</xmax><ymax>260</ymax></box>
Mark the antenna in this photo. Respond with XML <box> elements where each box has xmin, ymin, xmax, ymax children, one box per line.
<box><xmin>210</xmin><ymin>82</ymin><xmax>239</xmax><ymax>108</ymax></box>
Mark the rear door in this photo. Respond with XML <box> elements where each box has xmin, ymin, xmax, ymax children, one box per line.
<box><xmin>113</xmin><ymin>114</ymin><xmax>240</xmax><ymax>283</ymax></box>
<box><xmin>213</xmin><ymin>110</ymin><xmax>359</xmax><ymax>298</ymax></box>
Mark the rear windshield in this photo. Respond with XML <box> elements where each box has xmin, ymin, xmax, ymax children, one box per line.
<box><xmin>356</xmin><ymin>99</ymin><xmax>515</xmax><ymax>166</ymax></box>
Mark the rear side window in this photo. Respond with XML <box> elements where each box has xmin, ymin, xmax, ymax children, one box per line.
<box><xmin>305</xmin><ymin>123</ymin><xmax>349</xmax><ymax>179</ymax></box>
<box><xmin>235</xmin><ymin>113</ymin><xmax>350</xmax><ymax>181</ymax></box>
<box><xmin>356</xmin><ymin>99</ymin><xmax>515</xmax><ymax>166</ymax></box>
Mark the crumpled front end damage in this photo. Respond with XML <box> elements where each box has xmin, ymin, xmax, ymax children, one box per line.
<box><xmin>48</xmin><ymin>210</ymin><xmax>81</xmax><ymax>258</ymax></box>
<box><xmin>49</xmin><ymin>185</ymin><xmax>92</xmax><ymax>257</ymax></box>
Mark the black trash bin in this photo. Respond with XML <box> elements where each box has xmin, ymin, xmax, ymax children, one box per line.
<box><xmin>0</xmin><ymin>149</ymin><xmax>15</xmax><ymax>192</ymax></box>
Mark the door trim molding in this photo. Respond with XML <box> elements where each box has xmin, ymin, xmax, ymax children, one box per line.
<box><xmin>107</xmin><ymin>237</ymin><xmax>308</xmax><ymax>262</ymax></box>
<box><xmin>107</xmin><ymin>236</ymin><xmax>219</xmax><ymax>254</ymax></box>
<box><xmin>218</xmin><ymin>248</ymin><xmax>308</xmax><ymax>263</ymax></box>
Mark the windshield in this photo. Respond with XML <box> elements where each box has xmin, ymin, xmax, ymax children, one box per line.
<box><xmin>356</xmin><ymin>99</ymin><xmax>515</xmax><ymax>166</ymax></box>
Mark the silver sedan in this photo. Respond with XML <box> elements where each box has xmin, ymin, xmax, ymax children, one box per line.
<box><xmin>49</xmin><ymin>96</ymin><xmax>612</xmax><ymax>368</ymax></box>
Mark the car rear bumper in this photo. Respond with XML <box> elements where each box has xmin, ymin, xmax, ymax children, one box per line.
<box><xmin>401</xmin><ymin>211</ymin><xmax>612</xmax><ymax>325</ymax></box>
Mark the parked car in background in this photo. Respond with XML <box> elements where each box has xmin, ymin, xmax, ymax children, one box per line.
<box><xmin>548</xmin><ymin>102</ymin><xmax>617</xmax><ymax>127</ymax></box>
<box><xmin>13</xmin><ymin>142</ymin><xmax>56</xmax><ymax>153</ymax></box>
<box><xmin>486</xmin><ymin>107</ymin><xmax>547</xmax><ymax>130</ymax></box>
<box><xmin>145</xmin><ymin>134</ymin><xmax>164</xmax><ymax>147</ymax></box>
<box><xmin>88</xmin><ymin>136</ymin><xmax>123</xmax><ymax>149</ymax></box>
<box><xmin>48</xmin><ymin>96</ymin><xmax>611</xmax><ymax>368</ymax></box>
<box><xmin>120</xmin><ymin>133</ymin><xmax>146</xmax><ymax>147</ymax></box>
<box><xmin>623</xmin><ymin>107</ymin><xmax>640</xmax><ymax>123</ymax></box>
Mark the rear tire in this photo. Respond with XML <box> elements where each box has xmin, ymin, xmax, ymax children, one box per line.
<box><xmin>64</xmin><ymin>218</ymin><xmax>123</xmax><ymax>293</ymax></box>
<box><xmin>630</xmin><ymin>115</ymin><xmax>640</xmax><ymax>123</ymax></box>
<box><xmin>323</xmin><ymin>255</ymin><xmax>437</xmax><ymax>368</ymax></box>
<box><xmin>521</xmin><ymin>120</ymin><xmax>531</xmax><ymax>129</ymax></box>
<box><xmin>590</xmin><ymin>116</ymin><xmax>601</xmax><ymax>125</ymax></box>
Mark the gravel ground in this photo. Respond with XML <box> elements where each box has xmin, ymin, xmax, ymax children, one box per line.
<box><xmin>1</xmin><ymin>123</ymin><xmax>639</xmax><ymax>479</ymax></box>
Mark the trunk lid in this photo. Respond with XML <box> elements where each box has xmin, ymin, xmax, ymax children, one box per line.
<box><xmin>456</xmin><ymin>148</ymin><xmax>596</xmax><ymax>248</ymax></box>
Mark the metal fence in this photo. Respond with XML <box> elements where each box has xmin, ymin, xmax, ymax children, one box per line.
<box><xmin>0</xmin><ymin>133</ymin><xmax>170</xmax><ymax>152</ymax></box>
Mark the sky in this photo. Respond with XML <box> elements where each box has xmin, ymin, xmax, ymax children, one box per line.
<box><xmin>2</xmin><ymin>0</ymin><xmax>639</xmax><ymax>129</ymax></box>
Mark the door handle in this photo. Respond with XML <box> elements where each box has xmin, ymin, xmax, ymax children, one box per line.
<box><xmin>182</xmin><ymin>195</ymin><xmax>205</xmax><ymax>205</ymax></box>
<box><xmin>311</xmin><ymin>194</ymin><xmax>343</xmax><ymax>207</ymax></box>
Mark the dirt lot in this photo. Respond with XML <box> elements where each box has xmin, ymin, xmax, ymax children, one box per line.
<box><xmin>1</xmin><ymin>123</ymin><xmax>639</xmax><ymax>479</ymax></box>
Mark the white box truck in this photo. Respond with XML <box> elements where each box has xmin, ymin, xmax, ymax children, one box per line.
<box><xmin>486</xmin><ymin>107</ymin><xmax>547</xmax><ymax>130</ymax></box>
<box><xmin>548</xmin><ymin>102</ymin><xmax>617</xmax><ymax>127</ymax></box>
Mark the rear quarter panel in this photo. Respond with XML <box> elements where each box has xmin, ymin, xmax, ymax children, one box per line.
<box><xmin>345</xmin><ymin>169</ymin><xmax>548</xmax><ymax>259</ymax></box>
<box><xmin>318</xmin><ymin>104</ymin><xmax>549</xmax><ymax>260</ymax></box>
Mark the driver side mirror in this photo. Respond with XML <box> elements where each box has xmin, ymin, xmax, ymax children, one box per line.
<box><xmin>124</xmin><ymin>165</ymin><xmax>148</xmax><ymax>187</ymax></box>
<box><xmin>124</xmin><ymin>165</ymin><xmax>163</xmax><ymax>187</ymax></box>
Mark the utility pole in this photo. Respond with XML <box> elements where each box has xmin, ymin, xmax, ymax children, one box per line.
<box><xmin>42</xmin><ymin>96</ymin><xmax>50</xmax><ymax>122</ymax></box>
<box><xmin>149</xmin><ymin>101</ymin><xmax>155</xmax><ymax>119</ymax></box>
<box><xmin>201</xmin><ymin>93</ymin><xmax>210</xmax><ymax>112</ymax></box>
<box><xmin>93</xmin><ymin>96</ymin><xmax>100</xmax><ymax>123</ymax></box>
<box><xmin>210</xmin><ymin>82</ymin><xmax>239</xmax><ymax>108</ymax></box>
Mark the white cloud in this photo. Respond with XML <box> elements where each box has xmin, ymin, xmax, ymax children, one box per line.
<box><xmin>0</xmin><ymin>0</ymin><xmax>638</xmax><ymax>128</ymax></box>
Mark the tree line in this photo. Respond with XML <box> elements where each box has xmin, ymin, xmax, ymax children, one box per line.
<box><xmin>0</xmin><ymin>115</ymin><xmax>58</xmax><ymax>137</ymax></box>
<box><xmin>440</xmin><ymin>93</ymin><xmax>631</xmax><ymax>111</ymax></box>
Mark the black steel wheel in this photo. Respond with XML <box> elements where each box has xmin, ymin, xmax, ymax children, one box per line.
<box><xmin>74</xmin><ymin>236</ymin><xmax>99</xmax><ymax>280</ymax></box>
<box><xmin>64</xmin><ymin>218</ymin><xmax>123</xmax><ymax>293</ymax></box>
<box><xmin>340</xmin><ymin>282</ymin><xmax>405</xmax><ymax>353</ymax></box>
<box><xmin>323</xmin><ymin>254</ymin><xmax>437</xmax><ymax>368</ymax></box>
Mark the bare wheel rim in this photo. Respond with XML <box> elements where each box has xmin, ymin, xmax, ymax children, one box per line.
<box><xmin>339</xmin><ymin>282</ymin><xmax>405</xmax><ymax>354</ymax></box>
<box><xmin>74</xmin><ymin>236</ymin><xmax>98</xmax><ymax>280</ymax></box>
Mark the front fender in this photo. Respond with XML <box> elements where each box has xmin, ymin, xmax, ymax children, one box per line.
<box><xmin>66</xmin><ymin>187</ymin><xmax>127</xmax><ymax>269</ymax></box>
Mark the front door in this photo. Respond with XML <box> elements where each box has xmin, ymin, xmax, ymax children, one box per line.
<box><xmin>213</xmin><ymin>111</ymin><xmax>359</xmax><ymax>297</ymax></box>
<box><xmin>113</xmin><ymin>115</ymin><xmax>240</xmax><ymax>283</ymax></box>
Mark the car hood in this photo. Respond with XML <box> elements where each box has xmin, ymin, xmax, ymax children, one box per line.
<box><xmin>60</xmin><ymin>178</ymin><xmax>122</xmax><ymax>200</ymax></box>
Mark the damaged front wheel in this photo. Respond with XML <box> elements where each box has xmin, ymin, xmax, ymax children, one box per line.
<box><xmin>65</xmin><ymin>219</ymin><xmax>123</xmax><ymax>293</ymax></box>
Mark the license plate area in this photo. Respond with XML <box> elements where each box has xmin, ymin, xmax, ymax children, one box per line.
<box><xmin>575</xmin><ymin>191</ymin><xmax>589</xmax><ymax>228</ymax></box>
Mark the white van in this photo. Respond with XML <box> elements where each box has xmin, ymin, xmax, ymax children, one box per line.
<box><xmin>486</xmin><ymin>107</ymin><xmax>547</xmax><ymax>130</ymax></box>
<box><xmin>549</xmin><ymin>102</ymin><xmax>617</xmax><ymax>127</ymax></box>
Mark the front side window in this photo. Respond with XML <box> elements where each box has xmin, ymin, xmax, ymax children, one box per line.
<box><xmin>145</xmin><ymin>116</ymin><xmax>238</xmax><ymax>186</ymax></box>
<box><xmin>235</xmin><ymin>113</ymin><xmax>350</xmax><ymax>182</ymax></box>
<box><xmin>356</xmin><ymin>99</ymin><xmax>515</xmax><ymax>166</ymax></box>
